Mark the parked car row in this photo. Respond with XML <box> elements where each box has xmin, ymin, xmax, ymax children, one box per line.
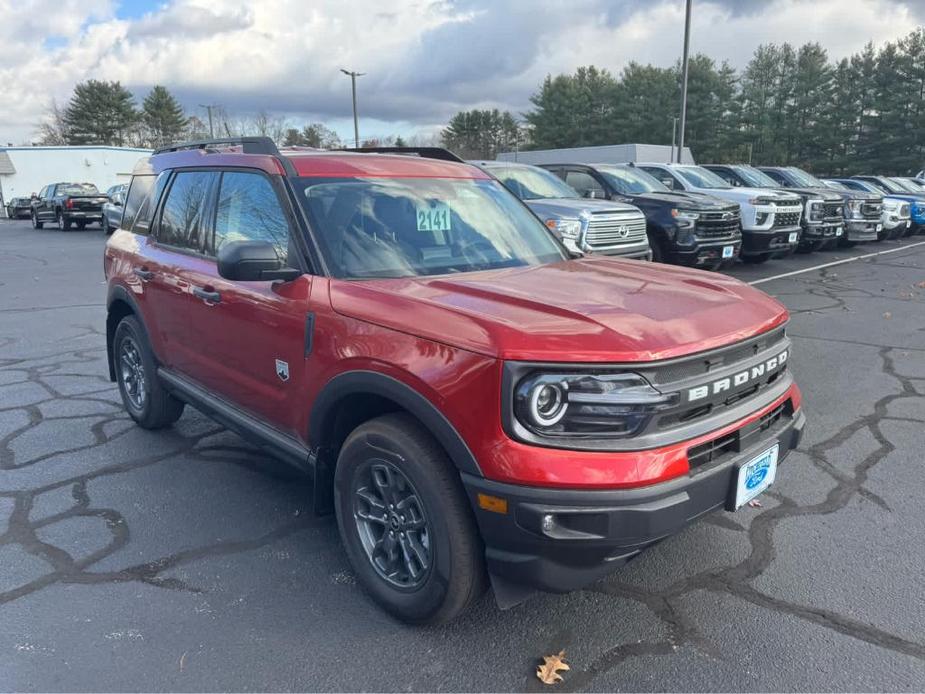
<box><xmin>8</xmin><ymin>182</ymin><xmax>127</xmax><ymax>231</ymax></box>
<box><xmin>475</xmin><ymin>156</ymin><xmax>922</xmax><ymax>272</ymax></box>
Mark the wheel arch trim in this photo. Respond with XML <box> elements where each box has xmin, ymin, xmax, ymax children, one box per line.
<box><xmin>310</xmin><ymin>370</ymin><xmax>482</xmax><ymax>477</ymax></box>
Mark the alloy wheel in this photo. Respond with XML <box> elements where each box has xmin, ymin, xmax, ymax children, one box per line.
<box><xmin>352</xmin><ymin>460</ymin><xmax>432</xmax><ymax>589</ymax></box>
<box><xmin>118</xmin><ymin>337</ymin><xmax>147</xmax><ymax>412</ymax></box>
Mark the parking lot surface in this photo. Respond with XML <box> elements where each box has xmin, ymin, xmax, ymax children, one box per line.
<box><xmin>1</xmin><ymin>218</ymin><xmax>924</xmax><ymax>691</ymax></box>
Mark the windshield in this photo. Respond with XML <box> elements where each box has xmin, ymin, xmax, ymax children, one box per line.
<box><xmin>823</xmin><ymin>180</ymin><xmax>848</xmax><ymax>191</ymax></box>
<box><xmin>298</xmin><ymin>177</ymin><xmax>566</xmax><ymax>279</ymax></box>
<box><xmin>735</xmin><ymin>166</ymin><xmax>782</xmax><ymax>188</ymax></box>
<box><xmin>675</xmin><ymin>166</ymin><xmax>732</xmax><ymax>189</ymax></box>
<box><xmin>489</xmin><ymin>165</ymin><xmax>578</xmax><ymax>200</ymax></box>
<box><xmin>595</xmin><ymin>165</ymin><xmax>670</xmax><ymax>194</ymax></box>
<box><xmin>786</xmin><ymin>168</ymin><xmax>826</xmax><ymax>188</ymax></box>
<box><xmin>890</xmin><ymin>177</ymin><xmax>923</xmax><ymax>193</ymax></box>
<box><xmin>58</xmin><ymin>183</ymin><xmax>99</xmax><ymax>195</ymax></box>
<box><xmin>845</xmin><ymin>179</ymin><xmax>877</xmax><ymax>193</ymax></box>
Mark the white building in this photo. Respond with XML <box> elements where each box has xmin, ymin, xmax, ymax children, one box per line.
<box><xmin>497</xmin><ymin>143</ymin><xmax>695</xmax><ymax>165</ymax></box>
<box><xmin>0</xmin><ymin>145</ymin><xmax>150</xmax><ymax>210</ymax></box>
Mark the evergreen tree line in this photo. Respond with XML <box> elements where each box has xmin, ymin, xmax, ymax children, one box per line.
<box><xmin>36</xmin><ymin>81</ymin><xmax>417</xmax><ymax>150</ymax></box>
<box><xmin>443</xmin><ymin>28</ymin><xmax>925</xmax><ymax>175</ymax></box>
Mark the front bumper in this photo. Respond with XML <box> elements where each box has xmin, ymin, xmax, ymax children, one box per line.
<box><xmin>844</xmin><ymin>218</ymin><xmax>881</xmax><ymax>242</ymax></box>
<box><xmin>741</xmin><ymin>226</ymin><xmax>801</xmax><ymax>256</ymax></box>
<box><xmin>463</xmin><ymin>407</ymin><xmax>805</xmax><ymax>593</ymax></box>
<box><xmin>670</xmin><ymin>239</ymin><xmax>742</xmax><ymax>266</ymax></box>
<box><xmin>594</xmin><ymin>239</ymin><xmax>653</xmax><ymax>261</ymax></box>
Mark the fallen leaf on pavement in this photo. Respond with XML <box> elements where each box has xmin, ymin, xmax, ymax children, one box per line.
<box><xmin>537</xmin><ymin>651</ymin><xmax>570</xmax><ymax>685</ymax></box>
<box><xmin>916</xmin><ymin>281</ymin><xmax>925</xmax><ymax>288</ymax></box>
<box><xmin>748</xmin><ymin>499</ymin><xmax>763</xmax><ymax>508</ymax></box>
<box><xmin>883</xmin><ymin>312</ymin><xmax>892</xmax><ymax>319</ymax></box>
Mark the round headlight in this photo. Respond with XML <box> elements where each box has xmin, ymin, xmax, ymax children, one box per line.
<box><xmin>528</xmin><ymin>382</ymin><xmax>567</xmax><ymax>426</ymax></box>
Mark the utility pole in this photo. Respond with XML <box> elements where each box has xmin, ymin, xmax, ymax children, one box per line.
<box><xmin>677</xmin><ymin>0</ymin><xmax>692</xmax><ymax>163</ymax></box>
<box><xmin>671</xmin><ymin>117</ymin><xmax>679</xmax><ymax>163</ymax></box>
<box><xmin>340</xmin><ymin>69</ymin><xmax>365</xmax><ymax>148</ymax></box>
<box><xmin>199</xmin><ymin>104</ymin><xmax>219</xmax><ymax>139</ymax></box>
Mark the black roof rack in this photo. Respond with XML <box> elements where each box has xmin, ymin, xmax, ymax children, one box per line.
<box><xmin>153</xmin><ymin>136</ymin><xmax>297</xmax><ymax>175</ymax></box>
<box><xmin>154</xmin><ymin>136</ymin><xmax>282</xmax><ymax>156</ymax></box>
<box><xmin>337</xmin><ymin>146</ymin><xmax>466</xmax><ymax>163</ymax></box>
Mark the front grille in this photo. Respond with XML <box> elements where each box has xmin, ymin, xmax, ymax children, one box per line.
<box><xmin>772</xmin><ymin>199</ymin><xmax>799</xmax><ymax>207</ymax></box>
<box><xmin>687</xmin><ymin>401</ymin><xmax>791</xmax><ymax>471</ymax></box>
<box><xmin>585</xmin><ymin>212</ymin><xmax>647</xmax><ymax>248</ymax></box>
<box><xmin>695</xmin><ymin>209</ymin><xmax>740</xmax><ymax>239</ymax></box>
<box><xmin>772</xmin><ymin>211</ymin><xmax>801</xmax><ymax>228</ymax></box>
<box><xmin>861</xmin><ymin>202</ymin><xmax>882</xmax><ymax>220</ymax></box>
<box><xmin>823</xmin><ymin>202</ymin><xmax>844</xmax><ymax>220</ymax></box>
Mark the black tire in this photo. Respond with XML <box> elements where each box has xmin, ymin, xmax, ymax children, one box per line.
<box><xmin>837</xmin><ymin>237</ymin><xmax>857</xmax><ymax>248</ymax></box>
<box><xmin>334</xmin><ymin>413</ymin><xmax>486</xmax><ymax>624</ymax></box>
<box><xmin>648</xmin><ymin>234</ymin><xmax>665</xmax><ymax>264</ymax></box>
<box><xmin>57</xmin><ymin>210</ymin><xmax>71</xmax><ymax>230</ymax></box>
<box><xmin>113</xmin><ymin>316</ymin><xmax>184</xmax><ymax>429</ymax></box>
<box><xmin>741</xmin><ymin>254</ymin><xmax>770</xmax><ymax>264</ymax></box>
<box><xmin>76</xmin><ymin>220</ymin><xmax>87</xmax><ymax>230</ymax></box>
<box><xmin>31</xmin><ymin>211</ymin><xmax>43</xmax><ymax>229</ymax></box>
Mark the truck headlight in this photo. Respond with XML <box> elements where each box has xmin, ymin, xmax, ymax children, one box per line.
<box><xmin>513</xmin><ymin>372</ymin><xmax>678</xmax><ymax>438</ymax></box>
<box><xmin>808</xmin><ymin>199</ymin><xmax>823</xmax><ymax>220</ymax></box>
<box><xmin>545</xmin><ymin>218</ymin><xmax>582</xmax><ymax>240</ymax></box>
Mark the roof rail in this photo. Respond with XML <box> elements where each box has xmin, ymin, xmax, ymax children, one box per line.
<box><xmin>153</xmin><ymin>136</ymin><xmax>297</xmax><ymax>176</ymax></box>
<box><xmin>339</xmin><ymin>146</ymin><xmax>466</xmax><ymax>163</ymax></box>
<box><xmin>154</xmin><ymin>136</ymin><xmax>282</xmax><ymax>156</ymax></box>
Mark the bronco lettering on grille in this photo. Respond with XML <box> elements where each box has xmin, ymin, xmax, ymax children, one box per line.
<box><xmin>687</xmin><ymin>350</ymin><xmax>788</xmax><ymax>402</ymax></box>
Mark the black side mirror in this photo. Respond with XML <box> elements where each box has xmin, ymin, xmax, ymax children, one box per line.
<box><xmin>217</xmin><ymin>240</ymin><xmax>301</xmax><ymax>282</ymax></box>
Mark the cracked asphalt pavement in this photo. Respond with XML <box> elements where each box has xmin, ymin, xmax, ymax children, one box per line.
<box><xmin>1</xmin><ymin>218</ymin><xmax>924</xmax><ymax>691</ymax></box>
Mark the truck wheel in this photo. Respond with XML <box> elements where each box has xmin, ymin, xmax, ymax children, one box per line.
<box><xmin>76</xmin><ymin>221</ymin><xmax>87</xmax><ymax>230</ymax></box>
<box><xmin>838</xmin><ymin>238</ymin><xmax>857</xmax><ymax>248</ymax></box>
<box><xmin>31</xmin><ymin>211</ymin><xmax>43</xmax><ymax>230</ymax></box>
<box><xmin>741</xmin><ymin>254</ymin><xmax>770</xmax><ymax>264</ymax></box>
<box><xmin>334</xmin><ymin>413</ymin><xmax>486</xmax><ymax>624</ymax></box>
<box><xmin>57</xmin><ymin>210</ymin><xmax>71</xmax><ymax>231</ymax></box>
<box><xmin>113</xmin><ymin>316</ymin><xmax>185</xmax><ymax>429</ymax></box>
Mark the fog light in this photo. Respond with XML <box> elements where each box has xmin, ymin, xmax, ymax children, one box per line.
<box><xmin>542</xmin><ymin>514</ymin><xmax>556</xmax><ymax>532</ymax></box>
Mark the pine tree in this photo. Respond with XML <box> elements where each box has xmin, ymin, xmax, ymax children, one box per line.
<box><xmin>141</xmin><ymin>85</ymin><xmax>187</xmax><ymax>148</ymax></box>
<box><xmin>441</xmin><ymin>109</ymin><xmax>521</xmax><ymax>158</ymax></box>
<box><xmin>63</xmin><ymin>80</ymin><xmax>138</xmax><ymax>146</ymax></box>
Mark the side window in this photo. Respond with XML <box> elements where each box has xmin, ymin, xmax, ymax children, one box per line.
<box><xmin>764</xmin><ymin>170</ymin><xmax>787</xmax><ymax>185</ymax></box>
<box><xmin>565</xmin><ymin>171</ymin><xmax>605</xmax><ymax>198</ymax></box>
<box><xmin>716</xmin><ymin>170</ymin><xmax>740</xmax><ymax>186</ymax></box>
<box><xmin>124</xmin><ymin>173</ymin><xmax>169</xmax><ymax>234</ymax></box>
<box><xmin>156</xmin><ymin>171</ymin><xmax>214</xmax><ymax>251</ymax></box>
<box><xmin>46</xmin><ymin>186</ymin><xmax>56</xmax><ymax>199</ymax></box>
<box><xmin>641</xmin><ymin>167</ymin><xmax>679</xmax><ymax>190</ymax></box>
<box><xmin>37</xmin><ymin>186</ymin><xmax>47</xmax><ymax>199</ymax></box>
<box><xmin>211</xmin><ymin>171</ymin><xmax>290</xmax><ymax>262</ymax></box>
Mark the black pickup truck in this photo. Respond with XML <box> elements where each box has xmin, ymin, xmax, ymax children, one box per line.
<box><xmin>31</xmin><ymin>182</ymin><xmax>108</xmax><ymax>230</ymax></box>
<box><xmin>541</xmin><ymin>163</ymin><xmax>742</xmax><ymax>269</ymax></box>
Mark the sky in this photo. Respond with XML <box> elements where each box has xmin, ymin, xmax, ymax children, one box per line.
<box><xmin>0</xmin><ymin>0</ymin><xmax>923</xmax><ymax>146</ymax></box>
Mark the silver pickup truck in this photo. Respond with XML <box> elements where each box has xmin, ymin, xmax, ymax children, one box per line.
<box><xmin>471</xmin><ymin>161</ymin><xmax>651</xmax><ymax>260</ymax></box>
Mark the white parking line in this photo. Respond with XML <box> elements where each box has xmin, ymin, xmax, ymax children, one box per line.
<box><xmin>748</xmin><ymin>240</ymin><xmax>925</xmax><ymax>286</ymax></box>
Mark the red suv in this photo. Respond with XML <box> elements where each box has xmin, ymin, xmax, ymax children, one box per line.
<box><xmin>104</xmin><ymin>138</ymin><xmax>805</xmax><ymax>624</ymax></box>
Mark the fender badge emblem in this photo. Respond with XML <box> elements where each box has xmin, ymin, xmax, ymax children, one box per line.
<box><xmin>275</xmin><ymin>359</ymin><xmax>289</xmax><ymax>382</ymax></box>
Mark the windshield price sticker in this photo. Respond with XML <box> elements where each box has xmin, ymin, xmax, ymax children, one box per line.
<box><xmin>417</xmin><ymin>203</ymin><xmax>452</xmax><ymax>232</ymax></box>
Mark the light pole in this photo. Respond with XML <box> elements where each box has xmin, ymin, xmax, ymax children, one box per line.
<box><xmin>671</xmin><ymin>116</ymin><xmax>679</xmax><ymax>163</ymax></box>
<box><xmin>340</xmin><ymin>69</ymin><xmax>365</xmax><ymax>148</ymax></box>
<box><xmin>199</xmin><ymin>103</ymin><xmax>220</xmax><ymax>139</ymax></box>
<box><xmin>677</xmin><ymin>0</ymin><xmax>692</xmax><ymax>163</ymax></box>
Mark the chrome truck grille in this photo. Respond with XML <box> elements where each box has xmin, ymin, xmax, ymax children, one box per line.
<box><xmin>585</xmin><ymin>211</ymin><xmax>648</xmax><ymax>248</ymax></box>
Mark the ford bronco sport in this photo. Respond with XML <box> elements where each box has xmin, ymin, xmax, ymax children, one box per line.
<box><xmin>105</xmin><ymin>138</ymin><xmax>805</xmax><ymax>624</ymax></box>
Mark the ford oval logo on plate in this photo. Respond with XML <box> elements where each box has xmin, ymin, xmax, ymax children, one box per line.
<box><xmin>734</xmin><ymin>444</ymin><xmax>779</xmax><ymax>509</ymax></box>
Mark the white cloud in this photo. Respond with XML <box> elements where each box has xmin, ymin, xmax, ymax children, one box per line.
<box><xmin>0</xmin><ymin>0</ymin><xmax>919</xmax><ymax>145</ymax></box>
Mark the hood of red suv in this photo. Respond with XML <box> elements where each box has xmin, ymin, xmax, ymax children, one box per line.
<box><xmin>329</xmin><ymin>257</ymin><xmax>788</xmax><ymax>363</ymax></box>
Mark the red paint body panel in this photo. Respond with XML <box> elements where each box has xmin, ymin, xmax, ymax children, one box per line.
<box><xmin>106</xmin><ymin>149</ymin><xmax>801</xmax><ymax>493</ymax></box>
<box><xmin>329</xmin><ymin>256</ymin><xmax>788</xmax><ymax>362</ymax></box>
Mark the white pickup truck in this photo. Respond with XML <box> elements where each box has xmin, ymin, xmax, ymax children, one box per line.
<box><xmin>636</xmin><ymin>162</ymin><xmax>803</xmax><ymax>264</ymax></box>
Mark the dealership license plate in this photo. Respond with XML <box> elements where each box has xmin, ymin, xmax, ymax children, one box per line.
<box><xmin>734</xmin><ymin>444</ymin><xmax>779</xmax><ymax>509</ymax></box>
<box><xmin>788</xmin><ymin>232</ymin><xmax>798</xmax><ymax>243</ymax></box>
<box><xmin>835</xmin><ymin>226</ymin><xmax>843</xmax><ymax>236</ymax></box>
<box><xmin>876</xmin><ymin>223</ymin><xmax>883</xmax><ymax>232</ymax></box>
<box><xmin>907</xmin><ymin>221</ymin><xmax>912</xmax><ymax>228</ymax></box>
<box><xmin>722</xmin><ymin>245</ymin><xmax>734</xmax><ymax>259</ymax></box>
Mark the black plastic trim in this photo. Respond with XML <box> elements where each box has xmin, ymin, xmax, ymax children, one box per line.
<box><xmin>304</xmin><ymin>312</ymin><xmax>315</xmax><ymax>356</ymax></box>
<box><xmin>158</xmin><ymin>368</ymin><xmax>313</xmax><ymax>472</ymax></box>
<box><xmin>310</xmin><ymin>370</ymin><xmax>482</xmax><ymax>476</ymax></box>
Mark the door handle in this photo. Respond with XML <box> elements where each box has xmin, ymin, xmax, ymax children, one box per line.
<box><xmin>133</xmin><ymin>267</ymin><xmax>154</xmax><ymax>280</ymax></box>
<box><xmin>192</xmin><ymin>287</ymin><xmax>221</xmax><ymax>304</ymax></box>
